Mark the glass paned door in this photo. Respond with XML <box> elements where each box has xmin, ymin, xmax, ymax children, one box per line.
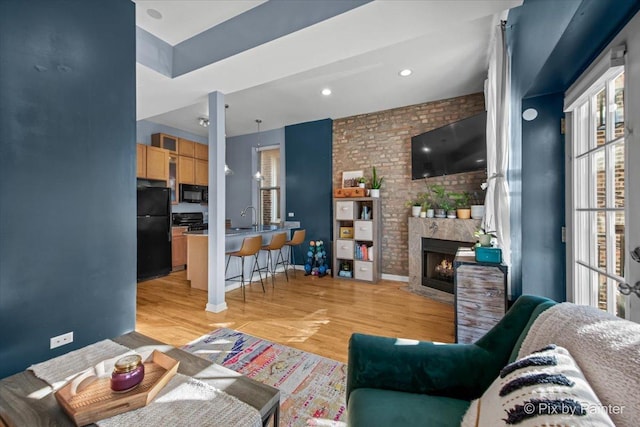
<box><xmin>570</xmin><ymin>70</ymin><xmax>626</xmax><ymax>317</ymax></box>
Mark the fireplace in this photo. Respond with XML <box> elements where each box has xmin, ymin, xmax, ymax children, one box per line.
<box><xmin>422</xmin><ymin>238</ymin><xmax>469</xmax><ymax>294</ymax></box>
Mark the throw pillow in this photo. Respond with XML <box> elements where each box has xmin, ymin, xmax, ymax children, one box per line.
<box><xmin>460</xmin><ymin>344</ymin><xmax>615</xmax><ymax>426</ymax></box>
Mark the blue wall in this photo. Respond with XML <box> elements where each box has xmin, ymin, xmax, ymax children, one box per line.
<box><xmin>0</xmin><ymin>0</ymin><xmax>136</xmax><ymax>378</ymax></box>
<box><xmin>521</xmin><ymin>94</ymin><xmax>566</xmax><ymax>301</ymax></box>
<box><xmin>285</xmin><ymin>119</ymin><xmax>333</xmax><ymax>266</ymax></box>
<box><xmin>506</xmin><ymin>0</ymin><xmax>639</xmax><ymax>300</ymax></box>
<box><xmin>226</xmin><ymin>128</ymin><xmax>285</xmax><ymax>227</ymax></box>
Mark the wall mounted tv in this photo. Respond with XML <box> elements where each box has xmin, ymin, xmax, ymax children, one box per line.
<box><xmin>411</xmin><ymin>112</ymin><xmax>487</xmax><ymax>180</ymax></box>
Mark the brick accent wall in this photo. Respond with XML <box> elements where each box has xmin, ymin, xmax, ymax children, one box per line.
<box><xmin>333</xmin><ymin>93</ymin><xmax>487</xmax><ymax>276</ymax></box>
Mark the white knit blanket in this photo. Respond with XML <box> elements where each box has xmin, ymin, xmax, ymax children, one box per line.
<box><xmin>518</xmin><ymin>302</ymin><xmax>640</xmax><ymax>427</ymax></box>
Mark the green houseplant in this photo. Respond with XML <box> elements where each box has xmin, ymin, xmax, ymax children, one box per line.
<box><xmin>357</xmin><ymin>177</ymin><xmax>367</xmax><ymax>188</ymax></box>
<box><xmin>370</xmin><ymin>166</ymin><xmax>384</xmax><ymax>198</ymax></box>
<box><xmin>450</xmin><ymin>191</ymin><xmax>471</xmax><ymax>219</ymax></box>
<box><xmin>428</xmin><ymin>184</ymin><xmax>449</xmax><ymax>218</ymax></box>
<box><xmin>405</xmin><ymin>199</ymin><xmax>422</xmax><ymax>217</ymax></box>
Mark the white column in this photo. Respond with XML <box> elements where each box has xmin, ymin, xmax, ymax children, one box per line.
<box><xmin>206</xmin><ymin>91</ymin><xmax>227</xmax><ymax>313</ymax></box>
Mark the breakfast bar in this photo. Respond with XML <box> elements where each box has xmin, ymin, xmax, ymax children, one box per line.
<box><xmin>185</xmin><ymin>226</ymin><xmax>292</xmax><ymax>291</ymax></box>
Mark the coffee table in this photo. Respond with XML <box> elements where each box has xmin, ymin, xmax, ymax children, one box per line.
<box><xmin>0</xmin><ymin>332</ymin><xmax>280</xmax><ymax>426</ymax></box>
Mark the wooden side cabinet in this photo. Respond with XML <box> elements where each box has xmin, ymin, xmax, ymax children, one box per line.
<box><xmin>172</xmin><ymin>226</ymin><xmax>188</xmax><ymax>270</ymax></box>
<box><xmin>454</xmin><ymin>248</ymin><xmax>508</xmax><ymax>344</ymax></box>
<box><xmin>178</xmin><ymin>138</ymin><xmax>195</xmax><ymax>157</ymax></box>
<box><xmin>145</xmin><ymin>146</ymin><xmax>169</xmax><ymax>182</ymax></box>
<box><xmin>136</xmin><ymin>144</ymin><xmax>147</xmax><ymax>178</ymax></box>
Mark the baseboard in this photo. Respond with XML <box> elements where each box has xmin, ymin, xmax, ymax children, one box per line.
<box><xmin>381</xmin><ymin>273</ymin><xmax>409</xmax><ymax>282</ymax></box>
<box><xmin>205</xmin><ymin>302</ymin><xmax>228</xmax><ymax>313</ymax></box>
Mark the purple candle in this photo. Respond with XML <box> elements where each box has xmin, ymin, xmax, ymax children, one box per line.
<box><xmin>110</xmin><ymin>354</ymin><xmax>145</xmax><ymax>392</ymax></box>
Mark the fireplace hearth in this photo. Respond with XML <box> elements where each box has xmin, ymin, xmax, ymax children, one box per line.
<box><xmin>422</xmin><ymin>238</ymin><xmax>469</xmax><ymax>294</ymax></box>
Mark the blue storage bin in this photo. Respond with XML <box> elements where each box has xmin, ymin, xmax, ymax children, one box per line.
<box><xmin>475</xmin><ymin>246</ymin><xmax>502</xmax><ymax>264</ymax></box>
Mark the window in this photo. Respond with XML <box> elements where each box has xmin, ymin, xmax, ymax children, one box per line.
<box><xmin>568</xmin><ymin>68</ymin><xmax>625</xmax><ymax>317</ymax></box>
<box><xmin>258</xmin><ymin>147</ymin><xmax>280</xmax><ymax>225</ymax></box>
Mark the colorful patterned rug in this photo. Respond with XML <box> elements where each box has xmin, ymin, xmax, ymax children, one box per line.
<box><xmin>182</xmin><ymin>328</ymin><xmax>347</xmax><ymax>427</ymax></box>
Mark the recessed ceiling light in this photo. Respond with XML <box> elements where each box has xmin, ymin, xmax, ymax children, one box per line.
<box><xmin>399</xmin><ymin>69</ymin><xmax>412</xmax><ymax>77</ymax></box>
<box><xmin>147</xmin><ymin>8</ymin><xmax>162</xmax><ymax>20</ymax></box>
<box><xmin>321</xmin><ymin>88</ymin><xmax>332</xmax><ymax>96</ymax></box>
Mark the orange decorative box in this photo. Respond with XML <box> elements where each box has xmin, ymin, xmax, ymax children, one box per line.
<box><xmin>334</xmin><ymin>188</ymin><xmax>366</xmax><ymax>198</ymax></box>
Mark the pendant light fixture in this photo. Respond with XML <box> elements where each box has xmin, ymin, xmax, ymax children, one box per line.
<box><xmin>224</xmin><ymin>104</ymin><xmax>233</xmax><ymax>175</ymax></box>
<box><xmin>254</xmin><ymin>119</ymin><xmax>264</xmax><ymax>182</ymax></box>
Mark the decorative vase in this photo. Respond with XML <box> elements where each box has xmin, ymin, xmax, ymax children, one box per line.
<box><xmin>457</xmin><ymin>208</ymin><xmax>471</xmax><ymax>219</ymax></box>
<box><xmin>419</xmin><ymin>211</ymin><xmax>427</xmax><ymax>218</ymax></box>
<box><xmin>478</xmin><ymin>234</ymin><xmax>492</xmax><ymax>247</ymax></box>
<box><xmin>435</xmin><ymin>208</ymin><xmax>446</xmax><ymax>218</ymax></box>
<box><xmin>370</xmin><ymin>189</ymin><xmax>380</xmax><ymax>198</ymax></box>
<box><xmin>471</xmin><ymin>205</ymin><xmax>485</xmax><ymax>220</ymax></box>
<box><xmin>426</xmin><ymin>209</ymin><xmax>434</xmax><ymax>218</ymax></box>
<box><xmin>447</xmin><ymin>210</ymin><xmax>457</xmax><ymax>219</ymax></box>
<box><xmin>411</xmin><ymin>206</ymin><xmax>421</xmax><ymax>217</ymax></box>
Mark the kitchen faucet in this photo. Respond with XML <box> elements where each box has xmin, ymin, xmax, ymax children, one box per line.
<box><xmin>240</xmin><ymin>206</ymin><xmax>257</xmax><ymax>227</ymax></box>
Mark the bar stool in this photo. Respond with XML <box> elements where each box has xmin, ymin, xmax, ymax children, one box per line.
<box><xmin>225</xmin><ymin>235</ymin><xmax>264</xmax><ymax>301</ymax></box>
<box><xmin>283</xmin><ymin>229</ymin><xmax>306</xmax><ymax>277</ymax></box>
<box><xmin>259</xmin><ymin>232</ymin><xmax>288</xmax><ymax>286</ymax></box>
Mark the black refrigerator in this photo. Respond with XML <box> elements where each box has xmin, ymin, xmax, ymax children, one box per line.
<box><xmin>137</xmin><ymin>186</ymin><xmax>172</xmax><ymax>281</ymax></box>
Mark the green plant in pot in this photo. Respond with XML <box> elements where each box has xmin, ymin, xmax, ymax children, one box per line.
<box><xmin>357</xmin><ymin>177</ymin><xmax>367</xmax><ymax>188</ymax></box>
<box><xmin>370</xmin><ymin>166</ymin><xmax>383</xmax><ymax>198</ymax></box>
<box><xmin>451</xmin><ymin>191</ymin><xmax>471</xmax><ymax>219</ymax></box>
<box><xmin>429</xmin><ymin>184</ymin><xmax>449</xmax><ymax>218</ymax></box>
<box><xmin>474</xmin><ymin>228</ymin><xmax>496</xmax><ymax>247</ymax></box>
<box><xmin>405</xmin><ymin>199</ymin><xmax>422</xmax><ymax>217</ymax></box>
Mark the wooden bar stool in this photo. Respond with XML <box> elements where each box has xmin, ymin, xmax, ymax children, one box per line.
<box><xmin>225</xmin><ymin>235</ymin><xmax>264</xmax><ymax>301</ymax></box>
<box><xmin>283</xmin><ymin>229</ymin><xmax>306</xmax><ymax>277</ymax></box>
<box><xmin>259</xmin><ymin>232</ymin><xmax>288</xmax><ymax>286</ymax></box>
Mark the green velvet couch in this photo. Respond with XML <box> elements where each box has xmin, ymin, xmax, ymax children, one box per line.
<box><xmin>347</xmin><ymin>295</ymin><xmax>556</xmax><ymax>427</ymax></box>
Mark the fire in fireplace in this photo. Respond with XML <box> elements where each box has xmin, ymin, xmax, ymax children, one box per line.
<box><xmin>422</xmin><ymin>238</ymin><xmax>470</xmax><ymax>294</ymax></box>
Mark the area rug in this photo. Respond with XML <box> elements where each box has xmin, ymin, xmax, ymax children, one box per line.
<box><xmin>182</xmin><ymin>328</ymin><xmax>347</xmax><ymax>427</ymax></box>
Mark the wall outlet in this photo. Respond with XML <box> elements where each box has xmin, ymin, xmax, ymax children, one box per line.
<box><xmin>50</xmin><ymin>331</ymin><xmax>74</xmax><ymax>349</ymax></box>
<box><xmin>288</xmin><ymin>212</ymin><xmax>294</xmax><ymax>217</ymax></box>
<box><xmin>561</xmin><ymin>226</ymin><xmax>566</xmax><ymax>243</ymax></box>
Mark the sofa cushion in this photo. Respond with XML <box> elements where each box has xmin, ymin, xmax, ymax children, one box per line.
<box><xmin>347</xmin><ymin>388</ymin><xmax>469</xmax><ymax>427</ymax></box>
<box><xmin>518</xmin><ymin>303</ymin><xmax>640</xmax><ymax>426</ymax></box>
<box><xmin>507</xmin><ymin>300</ymin><xmax>556</xmax><ymax>363</ymax></box>
<box><xmin>461</xmin><ymin>344</ymin><xmax>615</xmax><ymax>426</ymax></box>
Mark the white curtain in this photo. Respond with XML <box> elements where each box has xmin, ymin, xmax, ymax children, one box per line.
<box><xmin>483</xmin><ymin>21</ymin><xmax>512</xmax><ymax>281</ymax></box>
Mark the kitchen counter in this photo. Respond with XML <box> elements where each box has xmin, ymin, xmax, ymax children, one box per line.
<box><xmin>185</xmin><ymin>225</ymin><xmax>294</xmax><ymax>291</ymax></box>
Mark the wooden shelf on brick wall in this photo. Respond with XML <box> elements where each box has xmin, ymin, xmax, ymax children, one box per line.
<box><xmin>333</xmin><ymin>197</ymin><xmax>382</xmax><ymax>283</ymax></box>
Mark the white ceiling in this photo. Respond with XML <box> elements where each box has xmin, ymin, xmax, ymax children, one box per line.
<box><xmin>134</xmin><ymin>0</ymin><xmax>522</xmax><ymax>138</ymax></box>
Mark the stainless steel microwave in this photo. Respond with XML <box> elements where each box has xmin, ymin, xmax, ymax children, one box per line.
<box><xmin>180</xmin><ymin>184</ymin><xmax>208</xmax><ymax>204</ymax></box>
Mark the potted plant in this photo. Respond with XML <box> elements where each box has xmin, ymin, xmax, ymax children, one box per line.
<box><xmin>429</xmin><ymin>185</ymin><xmax>448</xmax><ymax>218</ymax></box>
<box><xmin>440</xmin><ymin>199</ymin><xmax>457</xmax><ymax>218</ymax></box>
<box><xmin>451</xmin><ymin>192</ymin><xmax>471</xmax><ymax>219</ymax></box>
<box><xmin>370</xmin><ymin>166</ymin><xmax>383</xmax><ymax>198</ymax></box>
<box><xmin>357</xmin><ymin>177</ymin><xmax>367</xmax><ymax>189</ymax></box>
<box><xmin>421</xmin><ymin>200</ymin><xmax>432</xmax><ymax>218</ymax></box>
<box><xmin>474</xmin><ymin>228</ymin><xmax>496</xmax><ymax>247</ymax></box>
<box><xmin>405</xmin><ymin>199</ymin><xmax>422</xmax><ymax>217</ymax></box>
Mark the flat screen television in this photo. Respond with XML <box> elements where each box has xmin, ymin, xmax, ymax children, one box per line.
<box><xmin>411</xmin><ymin>112</ymin><xmax>487</xmax><ymax>180</ymax></box>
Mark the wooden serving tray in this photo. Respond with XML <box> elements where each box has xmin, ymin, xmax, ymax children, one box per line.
<box><xmin>55</xmin><ymin>350</ymin><xmax>179</xmax><ymax>426</ymax></box>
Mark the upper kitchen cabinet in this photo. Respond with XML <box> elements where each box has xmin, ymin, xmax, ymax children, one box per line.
<box><xmin>195</xmin><ymin>143</ymin><xmax>208</xmax><ymax>160</ymax></box>
<box><xmin>136</xmin><ymin>144</ymin><xmax>147</xmax><ymax>178</ymax></box>
<box><xmin>178</xmin><ymin>138</ymin><xmax>195</xmax><ymax>157</ymax></box>
<box><xmin>195</xmin><ymin>159</ymin><xmax>208</xmax><ymax>185</ymax></box>
<box><xmin>151</xmin><ymin>133</ymin><xmax>178</xmax><ymax>153</ymax></box>
<box><xmin>145</xmin><ymin>145</ymin><xmax>169</xmax><ymax>182</ymax></box>
<box><xmin>178</xmin><ymin>156</ymin><xmax>195</xmax><ymax>185</ymax></box>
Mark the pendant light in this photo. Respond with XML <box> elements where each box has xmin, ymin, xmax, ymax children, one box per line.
<box><xmin>223</xmin><ymin>104</ymin><xmax>233</xmax><ymax>175</ymax></box>
<box><xmin>254</xmin><ymin>119</ymin><xmax>264</xmax><ymax>181</ymax></box>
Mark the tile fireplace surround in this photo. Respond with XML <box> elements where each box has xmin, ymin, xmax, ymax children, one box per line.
<box><xmin>408</xmin><ymin>217</ymin><xmax>481</xmax><ymax>304</ymax></box>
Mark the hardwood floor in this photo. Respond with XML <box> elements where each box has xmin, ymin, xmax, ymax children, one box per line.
<box><xmin>136</xmin><ymin>270</ymin><xmax>455</xmax><ymax>363</ymax></box>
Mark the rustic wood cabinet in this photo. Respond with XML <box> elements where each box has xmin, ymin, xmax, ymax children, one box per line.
<box><xmin>172</xmin><ymin>226</ymin><xmax>188</xmax><ymax>270</ymax></box>
<box><xmin>454</xmin><ymin>248</ymin><xmax>508</xmax><ymax>344</ymax></box>
<box><xmin>151</xmin><ymin>133</ymin><xmax>178</xmax><ymax>153</ymax></box>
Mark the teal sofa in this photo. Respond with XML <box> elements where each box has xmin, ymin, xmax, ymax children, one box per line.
<box><xmin>347</xmin><ymin>295</ymin><xmax>556</xmax><ymax>427</ymax></box>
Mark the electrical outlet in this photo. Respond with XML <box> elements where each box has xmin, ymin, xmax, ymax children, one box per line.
<box><xmin>288</xmin><ymin>212</ymin><xmax>294</xmax><ymax>217</ymax></box>
<box><xmin>561</xmin><ymin>226</ymin><xmax>566</xmax><ymax>243</ymax></box>
<box><xmin>50</xmin><ymin>331</ymin><xmax>74</xmax><ymax>349</ymax></box>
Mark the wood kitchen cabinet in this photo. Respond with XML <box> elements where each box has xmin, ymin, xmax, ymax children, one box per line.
<box><xmin>171</xmin><ymin>226</ymin><xmax>188</xmax><ymax>270</ymax></box>
<box><xmin>195</xmin><ymin>159</ymin><xmax>208</xmax><ymax>185</ymax></box>
<box><xmin>195</xmin><ymin>143</ymin><xmax>208</xmax><ymax>160</ymax></box>
<box><xmin>136</xmin><ymin>144</ymin><xmax>147</xmax><ymax>178</ymax></box>
<box><xmin>178</xmin><ymin>156</ymin><xmax>195</xmax><ymax>185</ymax></box>
<box><xmin>178</xmin><ymin>138</ymin><xmax>195</xmax><ymax>157</ymax></box>
<box><xmin>145</xmin><ymin>145</ymin><xmax>170</xmax><ymax>182</ymax></box>
<box><xmin>151</xmin><ymin>133</ymin><xmax>178</xmax><ymax>153</ymax></box>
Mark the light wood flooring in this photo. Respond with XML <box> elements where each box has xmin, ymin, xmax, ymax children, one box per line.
<box><xmin>136</xmin><ymin>270</ymin><xmax>454</xmax><ymax>363</ymax></box>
